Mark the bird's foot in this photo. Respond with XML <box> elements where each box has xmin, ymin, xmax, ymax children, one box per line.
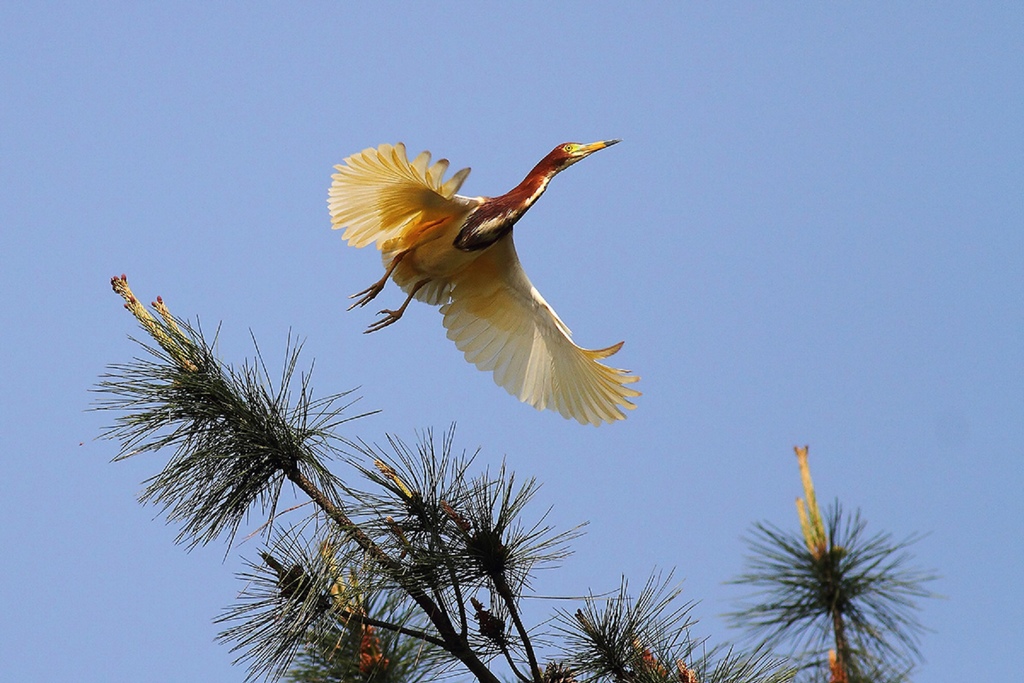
<box><xmin>364</xmin><ymin>308</ymin><xmax>405</xmax><ymax>334</ymax></box>
<box><xmin>347</xmin><ymin>280</ymin><xmax>387</xmax><ymax>310</ymax></box>
<box><xmin>359</xmin><ymin>276</ymin><xmax>425</xmax><ymax>333</ymax></box>
<box><xmin>348</xmin><ymin>252</ymin><xmax>408</xmax><ymax>311</ymax></box>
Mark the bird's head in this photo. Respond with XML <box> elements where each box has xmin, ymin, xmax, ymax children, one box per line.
<box><xmin>539</xmin><ymin>139</ymin><xmax>621</xmax><ymax>176</ymax></box>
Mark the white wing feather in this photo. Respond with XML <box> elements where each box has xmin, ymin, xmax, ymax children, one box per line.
<box><xmin>440</xmin><ymin>236</ymin><xmax>640</xmax><ymax>425</ymax></box>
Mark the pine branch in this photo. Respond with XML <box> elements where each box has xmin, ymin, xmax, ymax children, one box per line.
<box><xmin>96</xmin><ymin>276</ymin><xmax>368</xmax><ymax>549</ymax></box>
<box><xmin>554</xmin><ymin>572</ymin><xmax>792</xmax><ymax>683</ymax></box>
<box><xmin>97</xmin><ymin>278</ymin><xmax>499</xmax><ymax>682</ymax></box>
<box><xmin>340</xmin><ymin>432</ymin><xmax>585</xmax><ymax>682</ymax></box>
<box><xmin>726</xmin><ymin>448</ymin><xmax>937</xmax><ymax>681</ymax></box>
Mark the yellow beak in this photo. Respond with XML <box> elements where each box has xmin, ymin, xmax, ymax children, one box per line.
<box><xmin>577</xmin><ymin>139</ymin><xmax>621</xmax><ymax>157</ymax></box>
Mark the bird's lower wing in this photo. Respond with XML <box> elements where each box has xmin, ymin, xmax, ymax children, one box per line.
<box><xmin>328</xmin><ymin>142</ymin><xmax>474</xmax><ymax>250</ymax></box>
<box><xmin>440</xmin><ymin>237</ymin><xmax>640</xmax><ymax>425</ymax></box>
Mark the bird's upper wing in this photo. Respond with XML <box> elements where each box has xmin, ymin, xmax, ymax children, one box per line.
<box><xmin>440</xmin><ymin>236</ymin><xmax>640</xmax><ymax>425</ymax></box>
<box><xmin>329</xmin><ymin>143</ymin><xmax>474</xmax><ymax>250</ymax></box>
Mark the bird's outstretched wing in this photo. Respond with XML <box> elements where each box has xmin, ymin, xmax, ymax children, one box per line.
<box><xmin>440</xmin><ymin>236</ymin><xmax>641</xmax><ymax>425</ymax></box>
<box><xmin>328</xmin><ymin>142</ymin><xmax>473</xmax><ymax>250</ymax></box>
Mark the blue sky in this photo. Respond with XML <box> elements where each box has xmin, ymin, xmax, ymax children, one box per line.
<box><xmin>2</xmin><ymin>3</ymin><xmax>1021</xmax><ymax>680</ymax></box>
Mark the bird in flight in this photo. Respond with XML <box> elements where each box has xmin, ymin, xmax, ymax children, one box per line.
<box><xmin>328</xmin><ymin>141</ymin><xmax>640</xmax><ymax>425</ymax></box>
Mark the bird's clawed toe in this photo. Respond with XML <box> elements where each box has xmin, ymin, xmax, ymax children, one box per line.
<box><xmin>360</xmin><ymin>279</ymin><xmax>427</xmax><ymax>333</ymax></box>
<box><xmin>364</xmin><ymin>308</ymin><xmax>404</xmax><ymax>334</ymax></box>
<box><xmin>347</xmin><ymin>252</ymin><xmax>408</xmax><ymax>311</ymax></box>
<box><xmin>347</xmin><ymin>282</ymin><xmax>385</xmax><ymax>311</ymax></box>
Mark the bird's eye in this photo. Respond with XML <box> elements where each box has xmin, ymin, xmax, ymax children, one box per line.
<box><xmin>563</xmin><ymin>144</ymin><xmax>576</xmax><ymax>153</ymax></box>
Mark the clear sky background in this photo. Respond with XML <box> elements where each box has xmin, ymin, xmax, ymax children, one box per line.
<box><xmin>2</xmin><ymin>3</ymin><xmax>1021</xmax><ymax>681</ymax></box>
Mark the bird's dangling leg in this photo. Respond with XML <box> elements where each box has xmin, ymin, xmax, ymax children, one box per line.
<box><xmin>348</xmin><ymin>251</ymin><xmax>408</xmax><ymax>311</ymax></box>
<box><xmin>364</xmin><ymin>279</ymin><xmax>430</xmax><ymax>334</ymax></box>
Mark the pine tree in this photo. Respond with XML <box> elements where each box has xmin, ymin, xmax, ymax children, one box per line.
<box><xmin>96</xmin><ymin>275</ymin><xmax>791</xmax><ymax>683</ymax></box>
